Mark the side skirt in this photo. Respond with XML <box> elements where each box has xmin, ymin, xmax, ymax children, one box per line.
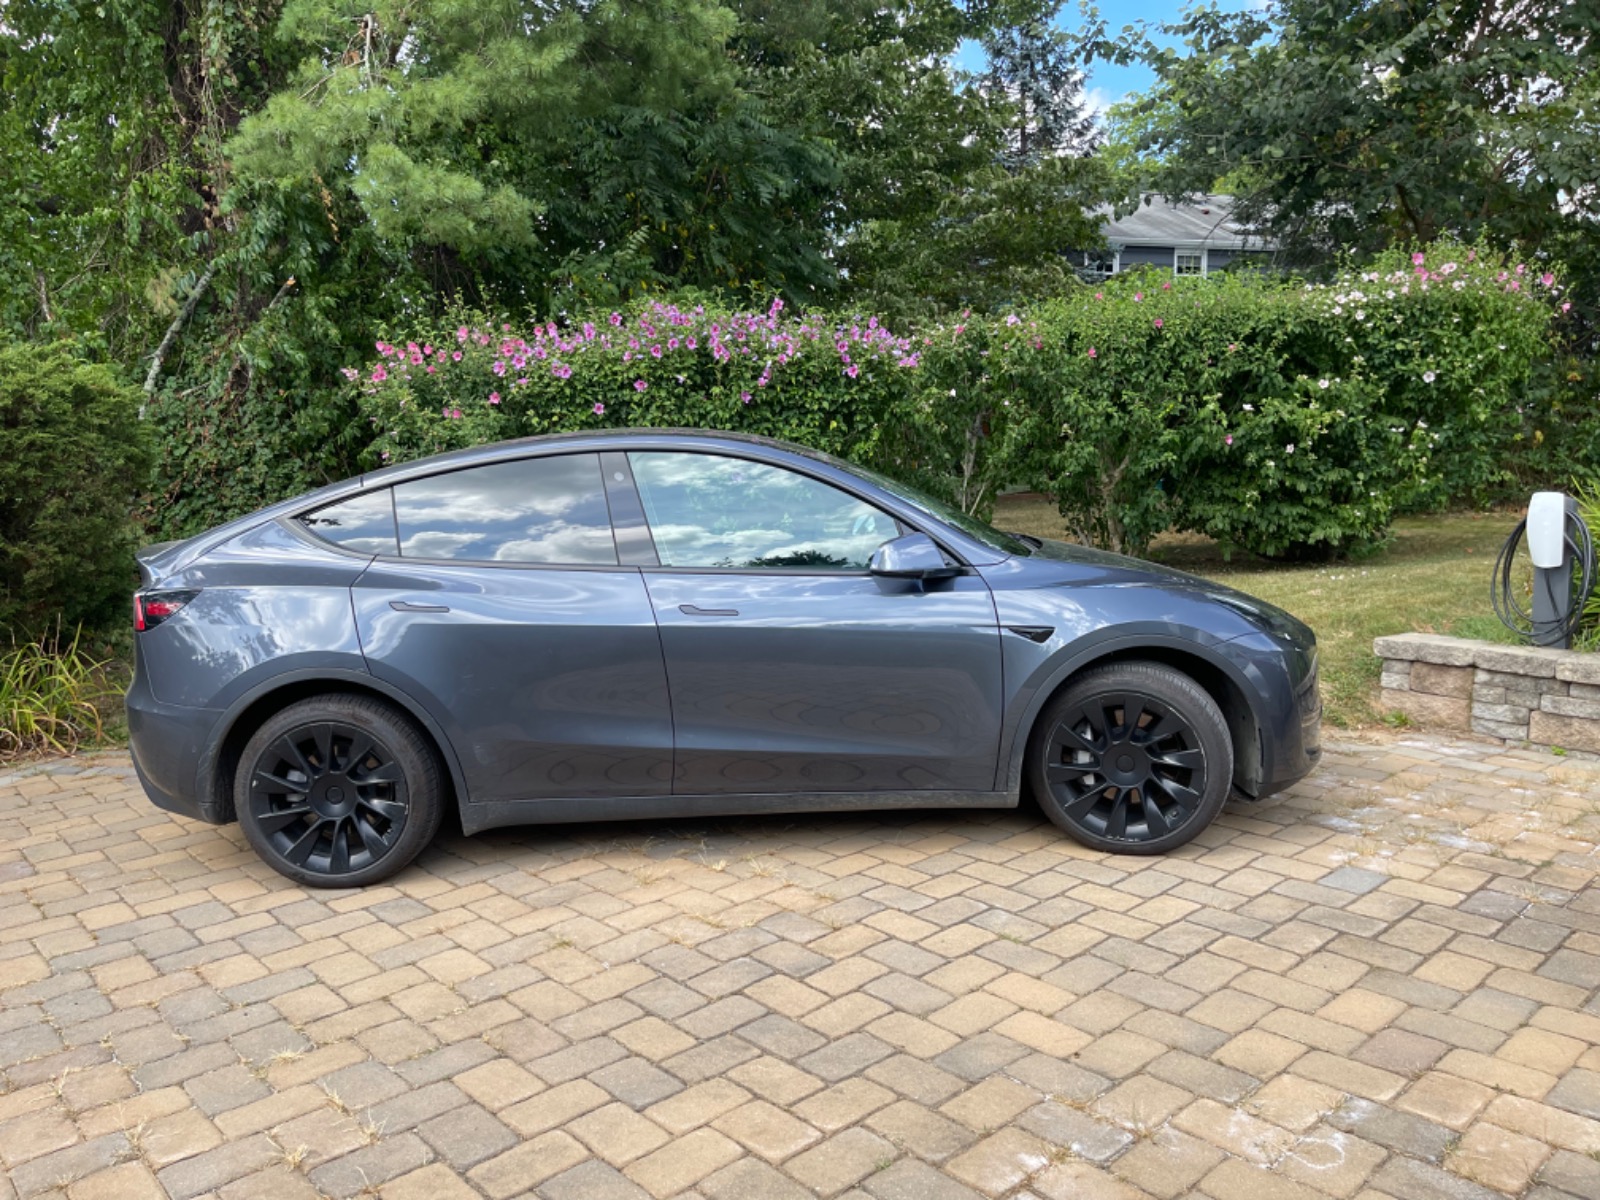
<box><xmin>459</xmin><ymin>788</ymin><xmax>1019</xmax><ymax>836</ymax></box>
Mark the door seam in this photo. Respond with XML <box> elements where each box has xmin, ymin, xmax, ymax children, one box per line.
<box><xmin>636</xmin><ymin>570</ymin><xmax>680</xmax><ymax>795</ymax></box>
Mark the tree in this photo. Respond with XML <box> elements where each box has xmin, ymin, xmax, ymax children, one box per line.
<box><xmin>980</xmin><ymin>0</ymin><xmax>1099</xmax><ymax>164</ymax></box>
<box><xmin>1105</xmin><ymin>0</ymin><xmax>1600</xmax><ymax>272</ymax></box>
<box><xmin>805</xmin><ymin>0</ymin><xmax>1108</xmax><ymax>314</ymax></box>
<box><xmin>229</xmin><ymin>0</ymin><xmax>843</xmax><ymax>307</ymax></box>
<box><xmin>843</xmin><ymin>156</ymin><xmax>1107</xmax><ymax>316</ymax></box>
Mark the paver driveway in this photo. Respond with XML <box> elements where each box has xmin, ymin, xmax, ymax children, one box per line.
<box><xmin>1</xmin><ymin>733</ymin><xmax>1598</xmax><ymax>1200</ymax></box>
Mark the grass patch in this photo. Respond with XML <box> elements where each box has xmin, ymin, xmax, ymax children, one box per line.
<box><xmin>993</xmin><ymin>495</ymin><xmax>1523</xmax><ymax>728</ymax></box>
<box><xmin>0</xmin><ymin>631</ymin><xmax>124</xmax><ymax>762</ymax></box>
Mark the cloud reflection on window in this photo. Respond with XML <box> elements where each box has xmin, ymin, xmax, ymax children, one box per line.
<box><xmin>394</xmin><ymin>454</ymin><xmax>618</xmax><ymax>565</ymax></box>
<box><xmin>630</xmin><ymin>453</ymin><xmax>896</xmax><ymax>570</ymax></box>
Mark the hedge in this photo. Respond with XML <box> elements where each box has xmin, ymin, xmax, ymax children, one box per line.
<box><xmin>346</xmin><ymin>242</ymin><xmax>1565</xmax><ymax>560</ymax></box>
<box><xmin>0</xmin><ymin>343</ymin><xmax>151</xmax><ymax>637</ymax></box>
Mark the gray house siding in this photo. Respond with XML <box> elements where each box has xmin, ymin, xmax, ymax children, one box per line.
<box><xmin>1118</xmin><ymin>246</ymin><xmax>1173</xmax><ymax>268</ymax></box>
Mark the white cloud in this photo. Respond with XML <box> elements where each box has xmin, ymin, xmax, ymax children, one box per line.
<box><xmin>1083</xmin><ymin>87</ymin><xmax>1124</xmax><ymax>118</ymax></box>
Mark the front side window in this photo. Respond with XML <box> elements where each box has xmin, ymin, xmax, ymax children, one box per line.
<box><xmin>392</xmin><ymin>454</ymin><xmax>617</xmax><ymax>564</ymax></box>
<box><xmin>299</xmin><ymin>490</ymin><xmax>398</xmax><ymax>556</ymax></box>
<box><xmin>629</xmin><ymin>453</ymin><xmax>898</xmax><ymax>570</ymax></box>
<box><xmin>1176</xmin><ymin>250</ymin><xmax>1205</xmax><ymax>276</ymax></box>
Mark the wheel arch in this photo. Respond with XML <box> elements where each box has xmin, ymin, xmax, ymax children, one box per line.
<box><xmin>194</xmin><ymin>669</ymin><xmax>469</xmax><ymax>824</ymax></box>
<box><xmin>1003</xmin><ymin>635</ymin><xmax>1267</xmax><ymax>801</ymax></box>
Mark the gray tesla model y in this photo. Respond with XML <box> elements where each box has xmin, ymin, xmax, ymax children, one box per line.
<box><xmin>127</xmin><ymin>429</ymin><xmax>1321</xmax><ymax>887</ymax></box>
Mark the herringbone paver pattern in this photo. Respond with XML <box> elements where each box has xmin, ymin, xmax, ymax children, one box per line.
<box><xmin>2</xmin><ymin>733</ymin><xmax>1598</xmax><ymax>1200</ymax></box>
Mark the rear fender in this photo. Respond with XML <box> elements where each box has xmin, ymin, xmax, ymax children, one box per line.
<box><xmin>194</xmin><ymin>667</ymin><xmax>472</xmax><ymax>825</ymax></box>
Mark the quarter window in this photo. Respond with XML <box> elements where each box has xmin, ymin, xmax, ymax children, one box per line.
<box><xmin>298</xmin><ymin>490</ymin><xmax>398</xmax><ymax>556</ymax></box>
<box><xmin>629</xmin><ymin>452</ymin><xmax>898</xmax><ymax>570</ymax></box>
<box><xmin>392</xmin><ymin>454</ymin><xmax>618</xmax><ymax>564</ymax></box>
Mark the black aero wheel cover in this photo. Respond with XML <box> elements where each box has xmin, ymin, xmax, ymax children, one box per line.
<box><xmin>1041</xmin><ymin>690</ymin><xmax>1209</xmax><ymax>844</ymax></box>
<box><xmin>246</xmin><ymin>720</ymin><xmax>410</xmax><ymax>877</ymax></box>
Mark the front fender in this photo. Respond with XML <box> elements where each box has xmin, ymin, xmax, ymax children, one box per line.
<box><xmin>993</xmin><ymin>624</ymin><xmax>1277</xmax><ymax>794</ymax></box>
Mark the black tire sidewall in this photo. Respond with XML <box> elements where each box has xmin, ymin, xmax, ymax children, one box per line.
<box><xmin>1029</xmin><ymin>663</ymin><xmax>1233</xmax><ymax>855</ymax></box>
<box><xmin>235</xmin><ymin>696</ymin><xmax>443</xmax><ymax>888</ymax></box>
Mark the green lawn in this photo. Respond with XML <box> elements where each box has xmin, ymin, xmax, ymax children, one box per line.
<box><xmin>991</xmin><ymin>495</ymin><xmax>1522</xmax><ymax>729</ymax></box>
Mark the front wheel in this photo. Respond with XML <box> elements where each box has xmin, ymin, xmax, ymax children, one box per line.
<box><xmin>236</xmin><ymin>695</ymin><xmax>444</xmax><ymax>887</ymax></box>
<box><xmin>1028</xmin><ymin>661</ymin><xmax>1233</xmax><ymax>854</ymax></box>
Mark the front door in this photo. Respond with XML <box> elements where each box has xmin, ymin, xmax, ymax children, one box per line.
<box><xmin>348</xmin><ymin>452</ymin><xmax>673</xmax><ymax>805</ymax></box>
<box><xmin>625</xmin><ymin>451</ymin><xmax>1004</xmax><ymax>795</ymax></box>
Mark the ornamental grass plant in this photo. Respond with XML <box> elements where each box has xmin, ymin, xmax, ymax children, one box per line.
<box><xmin>0</xmin><ymin>629</ymin><xmax>115</xmax><ymax>762</ymax></box>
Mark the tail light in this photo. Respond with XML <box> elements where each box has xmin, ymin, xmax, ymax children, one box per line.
<box><xmin>134</xmin><ymin>589</ymin><xmax>200</xmax><ymax>631</ymax></box>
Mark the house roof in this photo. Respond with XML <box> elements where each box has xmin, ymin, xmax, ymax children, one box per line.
<box><xmin>1099</xmin><ymin>195</ymin><xmax>1276</xmax><ymax>252</ymax></box>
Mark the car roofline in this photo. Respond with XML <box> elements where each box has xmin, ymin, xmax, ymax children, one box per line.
<box><xmin>165</xmin><ymin>430</ymin><xmax>1011</xmax><ymax>575</ymax></box>
<box><xmin>357</xmin><ymin>428</ymin><xmax>844</xmax><ymax>485</ymax></box>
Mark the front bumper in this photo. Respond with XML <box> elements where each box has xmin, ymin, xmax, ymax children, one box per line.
<box><xmin>1257</xmin><ymin>656</ymin><xmax>1322</xmax><ymax>797</ymax></box>
<box><xmin>125</xmin><ymin>651</ymin><xmax>227</xmax><ymax>824</ymax></box>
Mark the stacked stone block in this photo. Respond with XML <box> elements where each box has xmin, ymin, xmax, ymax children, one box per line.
<box><xmin>1374</xmin><ymin>632</ymin><xmax>1600</xmax><ymax>751</ymax></box>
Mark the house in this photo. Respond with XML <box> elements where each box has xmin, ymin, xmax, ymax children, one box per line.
<box><xmin>1075</xmin><ymin>195</ymin><xmax>1277</xmax><ymax>280</ymax></box>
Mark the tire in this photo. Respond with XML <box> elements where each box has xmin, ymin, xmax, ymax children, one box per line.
<box><xmin>235</xmin><ymin>694</ymin><xmax>444</xmax><ymax>887</ymax></box>
<box><xmin>1027</xmin><ymin>661</ymin><xmax>1233</xmax><ymax>855</ymax></box>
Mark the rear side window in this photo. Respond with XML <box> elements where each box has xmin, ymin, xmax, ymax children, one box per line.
<box><xmin>298</xmin><ymin>490</ymin><xmax>398</xmax><ymax>556</ymax></box>
<box><xmin>393</xmin><ymin>453</ymin><xmax>618</xmax><ymax>564</ymax></box>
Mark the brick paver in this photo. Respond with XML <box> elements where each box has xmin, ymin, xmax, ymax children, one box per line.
<box><xmin>2</xmin><ymin>732</ymin><xmax>1598</xmax><ymax>1199</ymax></box>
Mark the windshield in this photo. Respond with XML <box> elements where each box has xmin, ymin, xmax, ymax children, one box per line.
<box><xmin>843</xmin><ymin>463</ymin><xmax>1034</xmax><ymax>557</ymax></box>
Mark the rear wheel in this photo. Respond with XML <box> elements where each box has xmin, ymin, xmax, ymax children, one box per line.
<box><xmin>1028</xmin><ymin>661</ymin><xmax>1233</xmax><ymax>854</ymax></box>
<box><xmin>235</xmin><ymin>695</ymin><xmax>443</xmax><ymax>887</ymax></box>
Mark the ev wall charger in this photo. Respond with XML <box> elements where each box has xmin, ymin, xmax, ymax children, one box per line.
<box><xmin>1527</xmin><ymin>491</ymin><xmax>1568</xmax><ymax>570</ymax></box>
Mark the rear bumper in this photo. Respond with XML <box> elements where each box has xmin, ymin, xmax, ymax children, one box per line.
<box><xmin>125</xmin><ymin>651</ymin><xmax>227</xmax><ymax>824</ymax></box>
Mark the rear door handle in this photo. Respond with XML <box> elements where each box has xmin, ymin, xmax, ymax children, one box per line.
<box><xmin>390</xmin><ymin>600</ymin><xmax>450</xmax><ymax>613</ymax></box>
<box><xmin>679</xmin><ymin>604</ymin><xmax>739</xmax><ymax>617</ymax></box>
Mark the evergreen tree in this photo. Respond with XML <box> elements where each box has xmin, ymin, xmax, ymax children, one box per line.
<box><xmin>980</xmin><ymin>0</ymin><xmax>1099</xmax><ymax>165</ymax></box>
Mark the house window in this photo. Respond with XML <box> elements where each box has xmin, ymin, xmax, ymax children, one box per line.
<box><xmin>1076</xmin><ymin>251</ymin><xmax>1119</xmax><ymax>281</ymax></box>
<box><xmin>1175</xmin><ymin>250</ymin><xmax>1205</xmax><ymax>276</ymax></box>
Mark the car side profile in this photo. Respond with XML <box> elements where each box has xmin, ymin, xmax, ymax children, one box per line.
<box><xmin>127</xmin><ymin>429</ymin><xmax>1321</xmax><ymax>887</ymax></box>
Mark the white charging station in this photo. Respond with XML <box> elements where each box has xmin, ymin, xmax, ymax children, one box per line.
<box><xmin>1494</xmin><ymin>491</ymin><xmax>1593</xmax><ymax>649</ymax></box>
<box><xmin>1527</xmin><ymin>492</ymin><xmax>1569</xmax><ymax>570</ymax></box>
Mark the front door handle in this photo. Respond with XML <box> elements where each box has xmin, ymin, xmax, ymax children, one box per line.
<box><xmin>679</xmin><ymin>604</ymin><xmax>739</xmax><ymax>617</ymax></box>
<box><xmin>390</xmin><ymin>600</ymin><xmax>451</xmax><ymax>613</ymax></box>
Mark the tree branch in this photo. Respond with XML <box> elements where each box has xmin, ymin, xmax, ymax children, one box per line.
<box><xmin>34</xmin><ymin>273</ymin><xmax>53</xmax><ymax>325</ymax></box>
<box><xmin>232</xmin><ymin>276</ymin><xmax>298</xmax><ymax>398</ymax></box>
<box><xmin>143</xmin><ymin>262</ymin><xmax>218</xmax><ymax>405</ymax></box>
<box><xmin>1393</xmin><ymin>183</ymin><xmax>1429</xmax><ymax>241</ymax></box>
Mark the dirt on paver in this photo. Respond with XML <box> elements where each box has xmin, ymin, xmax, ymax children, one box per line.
<box><xmin>0</xmin><ymin>733</ymin><xmax>1597</xmax><ymax>1200</ymax></box>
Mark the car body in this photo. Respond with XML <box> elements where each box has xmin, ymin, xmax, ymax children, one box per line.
<box><xmin>127</xmin><ymin>429</ymin><xmax>1321</xmax><ymax>885</ymax></box>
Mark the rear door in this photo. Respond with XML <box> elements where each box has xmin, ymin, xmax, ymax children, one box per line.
<box><xmin>623</xmin><ymin>451</ymin><xmax>1004</xmax><ymax>796</ymax></box>
<box><xmin>338</xmin><ymin>452</ymin><xmax>674</xmax><ymax>805</ymax></box>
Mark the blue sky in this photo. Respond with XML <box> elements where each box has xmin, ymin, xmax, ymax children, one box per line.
<box><xmin>952</xmin><ymin>0</ymin><xmax>1246</xmax><ymax>117</ymax></box>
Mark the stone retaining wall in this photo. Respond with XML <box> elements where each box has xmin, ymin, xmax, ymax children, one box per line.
<box><xmin>1373</xmin><ymin>632</ymin><xmax>1600</xmax><ymax>751</ymax></box>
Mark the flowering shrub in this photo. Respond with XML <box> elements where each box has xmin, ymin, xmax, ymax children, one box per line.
<box><xmin>1307</xmin><ymin>246</ymin><xmax>1561</xmax><ymax>512</ymax></box>
<box><xmin>997</xmin><ymin>244</ymin><xmax>1560</xmax><ymax>557</ymax></box>
<box><xmin>351</xmin><ymin>299</ymin><xmax>919</xmax><ymax>472</ymax></box>
<box><xmin>348</xmin><ymin>242</ymin><xmax>1563</xmax><ymax>560</ymax></box>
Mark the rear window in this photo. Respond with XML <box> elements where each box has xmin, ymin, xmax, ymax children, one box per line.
<box><xmin>391</xmin><ymin>453</ymin><xmax>618</xmax><ymax>564</ymax></box>
<box><xmin>298</xmin><ymin>490</ymin><xmax>398</xmax><ymax>556</ymax></box>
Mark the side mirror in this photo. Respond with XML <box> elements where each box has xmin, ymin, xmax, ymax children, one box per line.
<box><xmin>869</xmin><ymin>532</ymin><xmax>962</xmax><ymax>581</ymax></box>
